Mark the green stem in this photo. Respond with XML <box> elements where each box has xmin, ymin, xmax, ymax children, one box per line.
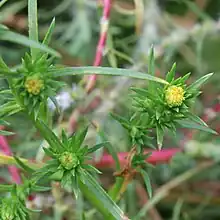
<box><xmin>108</xmin><ymin>177</ymin><xmax>124</xmax><ymax>201</ymax></box>
<box><xmin>78</xmin><ymin>180</ymin><xmax>110</xmax><ymax>219</ymax></box>
<box><xmin>28</xmin><ymin>0</ymin><xmax>39</xmax><ymax>59</ymax></box>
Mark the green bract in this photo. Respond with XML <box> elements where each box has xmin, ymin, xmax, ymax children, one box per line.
<box><xmin>0</xmin><ymin>197</ymin><xmax>29</xmax><ymax>220</ymax></box>
<box><xmin>0</xmin><ymin>176</ymin><xmax>50</xmax><ymax>220</ymax></box>
<box><xmin>34</xmin><ymin>124</ymin><xmax>104</xmax><ymax>198</ymax></box>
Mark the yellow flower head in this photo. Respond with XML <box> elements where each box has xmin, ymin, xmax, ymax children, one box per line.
<box><xmin>25</xmin><ymin>76</ymin><xmax>44</xmax><ymax>95</ymax></box>
<box><xmin>165</xmin><ymin>85</ymin><xmax>185</xmax><ymax>107</ymax></box>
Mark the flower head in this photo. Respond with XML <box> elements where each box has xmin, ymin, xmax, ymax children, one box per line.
<box><xmin>165</xmin><ymin>85</ymin><xmax>185</xmax><ymax>107</ymax></box>
<box><xmin>25</xmin><ymin>75</ymin><xmax>44</xmax><ymax>95</ymax></box>
<box><xmin>59</xmin><ymin>152</ymin><xmax>79</xmax><ymax>170</ymax></box>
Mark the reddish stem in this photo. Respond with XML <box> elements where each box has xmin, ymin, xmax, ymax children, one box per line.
<box><xmin>0</xmin><ymin>134</ymin><xmax>21</xmax><ymax>184</ymax></box>
<box><xmin>93</xmin><ymin>148</ymin><xmax>180</xmax><ymax>169</ymax></box>
<box><xmin>86</xmin><ymin>0</ymin><xmax>112</xmax><ymax>92</ymax></box>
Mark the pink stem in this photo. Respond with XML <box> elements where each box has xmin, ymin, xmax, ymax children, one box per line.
<box><xmin>0</xmin><ymin>135</ymin><xmax>21</xmax><ymax>184</ymax></box>
<box><xmin>86</xmin><ymin>0</ymin><xmax>111</xmax><ymax>92</ymax></box>
<box><xmin>93</xmin><ymin>148</ymin><xmax>181</xmax><ymax>169</ymax></box>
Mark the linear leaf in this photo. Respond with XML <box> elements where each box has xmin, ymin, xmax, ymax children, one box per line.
<box><xmin>28</xmin><ymin>0</ymin><xmax>39</xmax><ymax>59</ymax></box>
<box><xmin>188</xmin><ymin>73</ymin><xmax>213</xmax><ymax>90</ymax></box>
<box><xmin>156</xmin><ymin>125</ymin><xmax>164</xmax><ymax>150</ymax></box>
<box><xmin>0</xmin><ymin>184</ymin><xmax>13</xmax><ymax>192</ymax></box>
<box><xmin>48</xmin><ymin>67</ymin><xmax>168</xmax><ymax>84</ymax></box>
<box><xmin>97</xmin><ymin>129</ymin><xmax>120</xmax><ymax>171</ymax></box>
<box><xmin>42</xmin><ymin>17</ymin><xmax>55</xmax><ymax>46</ymax></box>
<box><xmin>0</xmin><ymin>30</ymin><xmax>60</xmax><ymax>57</ymax></box>
<box><xmin>35</xmin><ymin>120</ymin><xmax>64</xmax><ymax>151</ymax></box>
<box><xmin>88</xmin><ymin>142</ymin><xmax>109</xmax><ymax>154</ymax></box>
<box><xmin>148</xmin><ymin>46</ymin><xmax>155</xmax><ymax>75</ymax></box>
<box><xmin>185</xmin><ymin>112</ymin><xmax>208</xmax><ymax>127</ymax></box>
<box><xmin>140</xmin><ymin>169</ymin><xmax>152</xmax><ymax>198</ymax></box>
<box><xmin>80</xmin><ymin>170</ymin><xmax>128</xmax><ymax>220</ymax></box>
<box><xmin>166</xmin><ymin>63</ymin><xmax>176</xmax><ymax>83</ymax></box>
<box><xmin>0</xmin><ymin>130</ymin><xmax>14</xmax><ymax>136</ymax></box>
<box><xmin>14</xmin><ymin>156</ymin><xmax>35</xmax><ymax>173</ymax></box>
<box><xmin>176</xmin><ymin>119</ymin><xmax>217</xmax><ymax>134</ymax></box>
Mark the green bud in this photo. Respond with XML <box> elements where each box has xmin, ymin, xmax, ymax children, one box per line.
<box><xmin>59</xmin><ymin>152</ymin><xmax>79</xmax><ymax>170</ymax></box>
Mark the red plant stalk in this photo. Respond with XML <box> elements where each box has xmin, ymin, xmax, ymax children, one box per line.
<box><xmin>93</xmin><ymin>148</ymin><xmax>181</xmax><ymax>169</ymax></box>
<box><xmin>85</xmin><ymin>0</ymin><xmax>112</xmax><ymax>92</ymax></box>
<box><xmin>0</xmin><ymin>134</ymin><xmax>21</xmax><ymax>184</ymax></box>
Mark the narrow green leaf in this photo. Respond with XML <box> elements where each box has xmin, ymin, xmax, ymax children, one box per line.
<box><xmin>188</xmin><ymin>73</ymin><xmax>213</xmax><ymax>90</ymax></box>
<box><xmin>74</xmin><ymin>126</ymin><xmax>88</xmax><ymax>150</ymax></box>
<box><xmin>80</xmin><ymin>170</ymin><xmax>128</xmax><ymax>220</ymax></box>
<box><xmin>82</xmin><ymin>164</ymin><xmax>102</xmax><ymax>174</ymax></box>
<box><xmin>172</xmin><ymin>199</ymin><xmax>184</xmax><ymax>220</ymax></box>
<box><xmin>43</xmin><ymin>147</ymin><xmax>57</xmax><ymax>158</ymax></box>
<box><xmin>0</xmin><ymin>119</ymin><xmax>9</xmax><ymax>126</ymax></box>
<box><xmin>35</xmin><ymin>120</ymin><xmax>64</xmax><ymax>151</ymax></box>
<box><xmin>0</xmin><ymin>102</ymin><xmax>22</xmax><ymax>118</ymax></box>
<box><xmin>49</xmin><ymin>96</ymin><xmax>60</xmax><ymax>114</ymax></box>
<box><xmin>156</xmin><ymin>125</ymin><xmax>164</xmax><ymax>150</ymax></box>
<box><xmin>0</xmin><ymin>130</ymin><xmax>14</xmax><ymax>136</ymax></box>
<box><xmin>97</xmin><ymin>129</ymin><xmax>120</xmax><ymax>171</ymax></box>
<box><xmin>110</xmin><ymin>113</ymin><xmax>130</xmax><ymax>129</ymax></box>
<box><xmin>147</xmin><ymin>46</ymin><xmax>156</xmax><ymax>92</ymax></box>
<box><xmin>42</xmin><ymin>17</ymin><xmax>55</xmax><ymax>46</ymax></box>
<box><xmin>87</xmin><ymin>142</ymin><xmax>108</xmax><ymax>154</ymax></box>
<box><xmin>0</xmin><ymin>89</ymin><xmax>12</xmax><ymax>95</ymax></box>
<box><xmin>31</xmin><ymin>185</ymin><xmax>51</xmax><ymax>192</ymax></box>
<box><xmin>48</xmin><ymin>67</ymin><xmax>168</xmax><ymax>84</ymax></box>
<box><xmin>0</xmin><ymin>0</ymin><xmax>8</xmax><ymax>8</ymax></box>
<box><xmin>14</xmin><ymin>156</ymin><xmax>35</xmax><ymax>173</ymax></box>
<box><xmin>0</xmin><ymin>57</ymin><xmax>17</xmax><ymax>78</ymax></box>
<box><xmin>140</xmin><ymin>169</ymin><xmax>152</xmax><ymax>198</ymax></box>
<box><xmin>61</xmin><ymin>129</ymin><xmax>68</xmax><ymax>146</ymax></box>
<box><xmin>148</xmin><ymin>46</ymin><xmax>155</xmax><ymax>75</ymax></box>
<box><xmin>0</xmin><ymin>56</ymin><xmax>9</xmax><ymax>70</ymax></box>
<box><xmin>183</xmin><ymin>0</ymin><xmax>211</xmax><ymax>21</ymax></box>
<box><xmin>185</xmin><ymin>112</ymin><xmax>208</xmax><ymax>127</ymax></box>
<box><xmin>176</xmin><ymin>119</ymin><xmax>217</xmax><ymax>134</ymax></box>
<box><xmin>0</xmin><ymin>30</ymin><xmax>60</xmax><ymax>57</ymax></box>
<box><xmin>28</xmin><ymin>0</ymin><xmax>39</xmax><ymax>59</ymax></box>
<box><xmin>0</xmin><ymin>184</ymin><xmax>13</xmax><ymax>192</ymax></box>
<box><xmin>130</xmin><ymin>87</ymin><xmax>148</xmax><ymax>97</ymax></box>
<box><xmin>166</xmin><ymin>63</ymin><xmax>176</xmax><ymax>83</ymax></box>
<box><xmin>72</xmin><ymin>175</ymin><xmax>79</xmax><ymax>199</ymax></box>
<box><xmin>181</xmin><ymin>72</ymin><xmax>191</xmax><ymax>83</ymax></box>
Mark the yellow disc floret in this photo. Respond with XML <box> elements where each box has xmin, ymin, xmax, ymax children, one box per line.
<box><xmin>25</xmin><ymin>76</ymin><xmax>44</xmax><ymax>95</ymax></box>
<box><xmin>165</xmin><ymin>85</ymin><xmax>185</xmax><ymax>107</ymax></box>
